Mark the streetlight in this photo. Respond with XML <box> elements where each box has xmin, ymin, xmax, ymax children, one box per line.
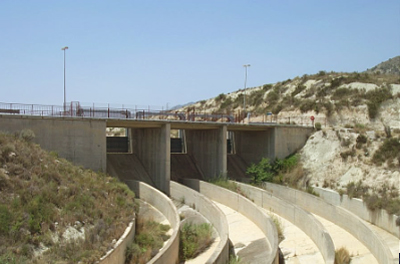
<box><xmin>243</xmin><ymin>64</ymin><xmax>250</xmax><ymax>121</ymax></box>
<box><xmin>61</xmin><ymin>46</ymin><xmax>69</xmax><ymax>113</ymax></box>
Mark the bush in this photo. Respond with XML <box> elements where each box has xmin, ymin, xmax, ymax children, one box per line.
<box><xmin>299</xmin><ymin>100</ymin><xmax>317</xmax><ymax>113</ymax></box>
<box><xmin>364</xmin><ymin>86</ymin><xmax>393</xmax><ymax>119</ymax></box>
<box><xmin>315</xmin><ymin>122</ymin><xmax>322</xmax><ymax>130</ymax></box>
<box><xmin>19</xmin><ymin>129</ymin><xmax>35</xmax><ymax>142</ymax></box>
<box><xmin>126</xmin><ymin>219</ymin><xmax>171</xmax><ymax>264</ymax></box>
<box><xmin>334</xmin><ymin>247</ymin><xmax>351</xmax><ymax>264</ymax></box>
<box><xmin>331</xmin><ymin>87</ymin><xmax>354</xmax><ymax>100</ymax></box>
<box><xmin>215</xmin><ymin>93</ymin><xmax>226</xmax><ymax>102</ymax></box>
<box><xmin>262</xmin><ymin>84</ymin><xmax>273</xmax><ymax>91</ymax></box>
<box><xmin>179</xmin><ymin>223</ymin><xmax>214</xmax><ymax>261</ymax></box>
<box><xmin>340</xmin><ymin>149</ymin><xmax>356</xmax><ymax>161</ymax></box>
<box><xmin>372</xmin><ymin>137</ymin><xmax>400</xmax><ymax>165</ymax></box>
<box><xmin>266</xmin><ymin>90</ymin><xmax>279</xmax><ymax>104</ymax></box>
<box><xmin>246</xmin><ymin>158</ymin><xmax>274</xmax><ymax>185</ymax></box>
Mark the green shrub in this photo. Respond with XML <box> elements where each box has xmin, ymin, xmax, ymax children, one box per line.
<box><xmin>372</xmin><ymin>137</ymin><xmax>400</xmax><ymax>165</ymax></box>
<box><xmin>215</xmin><ymin>93</ymin><xmax>226</xmax><ymax>102</ymax></box>
<box><xmin>19</xmin><ymin>129</ymin><xmax>35</xmax><ymax>142</ymax></box>
<box><xmin>262</xmin><ymin>84</ymin><xmax>273</xmax><ymax>91</ymax></box>
<box><xmin>364</xmin><ymin>86</ymin><xmax>393</xmax><ymax>119</ymax></box>
<box><xmin>299</xmin><ymin>100</ymin><xmax>317</xmax><ymax>113</ymax></box>
<box><xmin>266</xmin><ymin>90</ymin><xmax>279</xmax><ymax>104</ymax></box>
<box><xmin>126</xmin><ymin>219</ymin><xmax>171</xmax><ymax>264</ymax></box>
<box><xmin>331</xmin><ymin>87</ymin><xmax>354</xmax><ymax>100</ymax></box>
<box><xmin>346</xmin><ymin>181</ymin><xmax>368</xmax><ymax>199</ymax></box>
<box><xmin>219</xmin><ymin>97</ymin><xmax>233</xmax><ymax>111</ymax></box>
<box><xmin>246</xmin><ymin>158</ymin><xmax>274</xmax><ymax>185</ymax></box>
<box><xmin>179</xmin><ymin>223</ymin><xmax>214</xmax><ymax>261</ymax></box>
<box><xmin>315</xmin><ymin>122</ymin><xmax>322</xmax><ymax>130</ymax></box>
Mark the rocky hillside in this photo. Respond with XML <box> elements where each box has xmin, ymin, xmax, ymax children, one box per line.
<box><xmin>178</xmin><ymin>57</ymin><xmax>400</xmax><ymax>192</ymax></box>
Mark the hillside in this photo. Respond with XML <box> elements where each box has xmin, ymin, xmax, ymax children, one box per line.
<box><xmin>366</xmin><ymin>56</ymin><xmax>400</xmax><ymax>75</ymax></box>
<box><xmin>0</xmin><ymin>130</ymin><xmax>136</xmax><ymax>264</ymax></box>
<box><xmin>177</xmin><ymin>57</ymin><xmax>400</xmax><ymax>193</ymax></box>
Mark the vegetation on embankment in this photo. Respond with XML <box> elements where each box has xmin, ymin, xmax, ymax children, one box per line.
<box><xmin>125</xmin><ymin>219</ymin><xmax>170</xmax><ymax>264</ymax></box>
<box><xmin>0</xmin><ymin>130</ymin><xmax>136</xmax><ymax>264</ymax></box>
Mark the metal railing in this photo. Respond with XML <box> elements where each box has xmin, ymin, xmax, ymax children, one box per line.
<box><xmin>0</xmin><ymin>101</ymin><xmax>322</xmax><ymax>127</ymax></box>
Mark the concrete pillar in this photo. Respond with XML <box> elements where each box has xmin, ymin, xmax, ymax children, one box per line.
<box><xmin>131</xmin><ymin>124</ymin><xmax>171</xmax><ymax>195</ymax></box>
<box><xmin>217</xmin><ymin>125</ymin><xmax>228</xmax><ymax>178</ymax></box>
<box><xmin>186</xmin><ymin>126</ymin><xmax>227</xmax><ymax>180</ymax></box>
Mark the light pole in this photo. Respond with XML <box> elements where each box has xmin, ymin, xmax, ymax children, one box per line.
<box><xmin>243</xmin><ymin>64</ymin><xmax>250</xmax><ymax>120</ymax></box>
<box><xmin>61</xmin><ymin>46</ymin><xmax>69</xmax><ymax>113</ymax></box>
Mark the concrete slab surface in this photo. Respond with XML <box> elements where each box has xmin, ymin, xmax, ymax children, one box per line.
<box><xmin>214</xmin><ymin>201</ymin><xmax>271</xmax><ymax>264</ymax></box>
<box><xmin>263</xmin><ymin>210</ymin><xmax>324</xmax><ymax>264</ymax></box>
<box><xmin>313</xmin><ymin>214</ymin><xmax>378</xmax><ymax>264</ymax></box>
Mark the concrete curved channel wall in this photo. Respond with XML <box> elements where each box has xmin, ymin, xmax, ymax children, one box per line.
<box><xmin>98</xmin><ymin>220</ymin><xmax>135</xmax><ymax>264</ymax></box>
<box><xmin>127</xmin><ymin>180</ymin><xmax>180</xmax><ymax>264</ymax></box>
<box><xmin>314</xmin><ymin>187</ymin><xmax>399</xmax><ymax>238</ymax></box>
<box><xmin>263</xmin><ymin>183</ymin><xmax>397</xmax><ymax>264</ymax></box>
<box><xmin>183</xmin><ymin>179</ymin><xmax>279</xmax><ymax>264</ymax></box>
<box><xmin>170</xmin><ymin>181</ymin><xmax>230</xmax><ymax>264</ymax></box>
<box><xmin>234</xmin><ymin>182</ymin><xmax>335</xmax><ymax>264</ymax></box>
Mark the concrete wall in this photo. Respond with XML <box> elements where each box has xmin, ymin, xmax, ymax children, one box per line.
<box><xmin>263</xmin><ymin>183</ymin><xmax>397</xmax><ymax>264</ymax></box>
<box><xmin>235</xmin><ymin>129</ymin><xmax>275</xmax><ymax>164</ymax></box>
<box><xmin>98</xmin><ymin>220</ymin><xmax>135</xmax><ymax>264</ymax></box>
<box><xmin>170</xmin><ymin>181</ymin><xmax>229</xmax><ymax>264</ymax></box>
<box><xmin>186</xmin><ymin>126</ymin><xmax>227</xmax><ymax>179</ymax></box>
<box><xmin>0</xmin><ymin>115</ymin><xmax>106</xmax><ymax>172</ymax></box>
<box><xmin>130</xmin><ymin>124</ymin><xmax>170</xmax><ymax>194</ymax></box>
<box><xmin>273</xmin><ymin>126</ymin><xmax>313</xmax><ymax>159</ymax></box>
<box><xmin>235</xmin><ymin>182</ymin><xmax>335</xmax><ymax>264</ymax></box>
<box><xmin>127</xmin><ymin>180</ymin><xmax>180</xmax><ymax>264</ymax></box>
<box><xmin>183</xmin><ymin>179</ymin><xmax>279</xmax><ymax>264</ymax></box>
<box><xmin>314</xmin><ymin>187</ymin><xmax>400</xmax><ymax>238</ymax></box>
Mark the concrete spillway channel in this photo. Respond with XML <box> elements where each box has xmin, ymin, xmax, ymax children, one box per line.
<box><xmin>170</xmin><ymin>181</ymin><xmax>230</xmax><ymax>264</ymax></box>
<box><xmin>182</xmin><ymin>179</ymin><xmax>280</xmax><ymax>264</ymax></box>
<box><xmin>234</xmin><ymin>182</ymin><xmax>335</xmax><ymax>264</ymax></box>
<box><xmin>127</xmin><ymin>181</ymin><xmax>180</xmax><ymax>264</ymax></box>
<box><xmin>262</xmin><ymin>182</ymin><xmax>398</xmax><ymax>264</ymax></box>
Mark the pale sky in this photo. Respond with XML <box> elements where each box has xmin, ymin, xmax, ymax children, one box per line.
<box><xmin>1</xmin><ymin>0</ymin><xmax>399</xmax><ymax>109</ymax></box>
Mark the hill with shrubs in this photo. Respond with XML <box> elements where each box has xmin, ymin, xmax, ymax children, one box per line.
<box><xmin>0</xmin><ymin>130</ymin><xmax>136</xmax><ymax>264</ymax></box>
<box><xmin>177</xmin><ymin>56</ymin><xmax>400</xmax><ymax>215</ymax></box>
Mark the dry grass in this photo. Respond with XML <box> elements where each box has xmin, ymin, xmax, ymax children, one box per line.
<box><xmin>125</xmin><ymin>218</ymin><xmax>170</xmax><ymax>264</ymax></box>
<box><xmin>0</xmin><ymin>130</ymin><xmax>136</xmax><ymax>263</ymax></box>
<box><xmin>334</xmin><ymin>246</ymin><xmax>351</xmax><ymax>264</ymax></box>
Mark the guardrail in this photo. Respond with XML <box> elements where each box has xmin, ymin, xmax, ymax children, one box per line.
<box><xmin>0</xmin><ymin>101</ymin><xmax>320</xmax><ymax>126</ymax></box>
<box><xmin>263</xmin><ymin>182</ymin><xmax>397</xmax><ymax>264</ymax></box>
<box><xmin>170</xmin><ymin>181</ymin><xmax>230</xmax><ymax>264</ymax></box>
<box><xmin>183</xmin><ymin>179</ymin><xmax>279</xmax><ymax>264</ymax></box>
<box><xmin>234</xmin><ymin>182</ymin><xmax>335</xmax><ymax>264</ymax></box>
